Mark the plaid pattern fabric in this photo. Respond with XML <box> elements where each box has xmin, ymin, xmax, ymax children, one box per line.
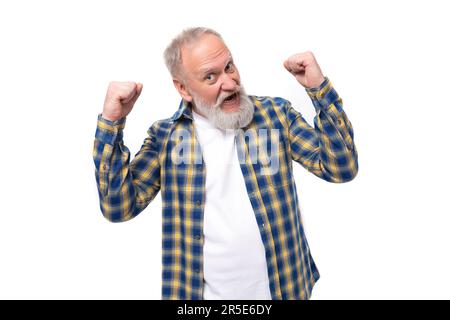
<box><xmin>93</xmin><ymin>77</ymin><xmax>358</xmax><ymax>299</ymax></box>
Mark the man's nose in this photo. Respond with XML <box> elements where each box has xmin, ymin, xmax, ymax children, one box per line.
<box><xmin>220</xmin><ymin>73</ymin><xmax>238</xmax><ymax>91</ymax></box>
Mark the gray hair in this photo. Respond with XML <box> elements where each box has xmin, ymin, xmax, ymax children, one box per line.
<box><xmin>163</xmin><ymin>27</ymin><xmax>223</xmax><ymax>79</ymax></box>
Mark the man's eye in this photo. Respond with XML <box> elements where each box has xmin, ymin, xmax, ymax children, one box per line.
<box><xmin>225</xmin><ymin>62</ymin><xmax>234</xmax><ymax>72</ymax></box>
<box><xmin>205</xmin><ymin>74</ymin><xmax>215</xmax><ymax>81</ymax></box>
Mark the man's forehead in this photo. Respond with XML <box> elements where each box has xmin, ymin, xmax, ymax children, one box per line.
<box><xmin>181</xmin><ymin>35</ymin><xmax>232</xmax><ymax>73</ymax></box>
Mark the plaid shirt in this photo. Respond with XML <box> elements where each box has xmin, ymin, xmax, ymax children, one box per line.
<box><xmin>93</xmin><ymin>77</ymin><xmax>358</xmax><ymax>300</ymax></box>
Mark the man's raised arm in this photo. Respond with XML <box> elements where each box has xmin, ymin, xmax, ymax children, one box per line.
<box><xmin>283</xmin><ymin>52</ymin><xmax>358</xmax><ymax>182</ymax></box>
<box><xmin>93</xmin><ymin>82</ymin><xmax>161</xmax><ymax>222</ymax></box>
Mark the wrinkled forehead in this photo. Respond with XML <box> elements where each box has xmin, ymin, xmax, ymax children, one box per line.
<box><xmin>181</xmin><ymin>34</ymin><xmax>232</xmax><ymax>76</ymax></box>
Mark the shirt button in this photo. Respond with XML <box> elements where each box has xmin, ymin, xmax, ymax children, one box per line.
<box><xmin>195</xmin><ymin>201</ymin><xmax>201</xmax><ymax>207</ymax></box>
<box><xmin>338</xmin><ymin>119</ymin><xmax>343</xmax><ymax>126</ymax></box>
<box><xmin>194</xmin><ymin>268</ymin><xmax>200</xmax><ymax>273</ymax></box>
<box><xmin>102</xmin><ymin>164</ymin><xmax>107</xmax><ymax>170</ymax></box>
<box><xmin>261</xmin><ymin>223</ymin><xmax>265</xmax><ymax>229</ymax></box>
<box><xmin>195</xmin><ymin>234</ymin><xmax>201</xmax><ymax>240</ymax></box>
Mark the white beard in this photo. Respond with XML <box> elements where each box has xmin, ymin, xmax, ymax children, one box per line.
<box><xmin>191</xmin><ymin>86</ymin><xmax>254</xmax><ymax>130</ymax></box>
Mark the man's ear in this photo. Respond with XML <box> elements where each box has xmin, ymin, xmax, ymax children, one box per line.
<box><xmin>173</xmin><ymin>79</ymin><xmax>193</xmax><ymax>102</ymax></box>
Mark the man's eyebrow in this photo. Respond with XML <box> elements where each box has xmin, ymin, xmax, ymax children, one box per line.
<box><xmin>199</xmin><ymin>56</ymin><xmax>233</xmax><ymax>75</ymax></box>
<box><xmin>200</xmin><ymin>66</ymin><xmax>216</xmax><ymax>75</ymax></box>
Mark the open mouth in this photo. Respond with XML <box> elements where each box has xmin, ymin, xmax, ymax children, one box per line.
<box><xmin>223</xmin><ymin>92</ymin><xmax>238</xmax><ymax>104</ymax></box>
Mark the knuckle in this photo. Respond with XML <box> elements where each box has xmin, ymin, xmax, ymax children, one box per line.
<box><xmin>124</xmin><ymin>82</ymin><xmax>136</xmax><ymax>92</ymax></box>
<box><xmin>109</xmin><ymin>81</ymin><xmax>122</xmax><ymax>93</ymax></box>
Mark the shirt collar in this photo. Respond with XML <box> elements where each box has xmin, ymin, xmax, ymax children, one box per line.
<box><xmin>171</xmin><ymin>99</ymin><xmax>193</xmax><ymax>122</ymax></box>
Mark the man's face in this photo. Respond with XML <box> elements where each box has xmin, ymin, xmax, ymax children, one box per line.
<box><xmin>180</xmin><ymin>34</ymin><xmax>242</xmax><ymax>114</ymax></box>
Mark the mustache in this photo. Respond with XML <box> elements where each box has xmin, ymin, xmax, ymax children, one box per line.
<box><xmin>214</xmin><ymin>87</ymin><xmax>242</xmax><ymax>107</ymax></box>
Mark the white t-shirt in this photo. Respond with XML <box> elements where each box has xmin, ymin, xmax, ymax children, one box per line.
<box><xmin>192</xmin><ymin>110</ymin><xmax>272</xmax><ymax>300</ymax></box>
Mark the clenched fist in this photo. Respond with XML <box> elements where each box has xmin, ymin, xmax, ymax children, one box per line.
<box><xmin>102</xmin><ymin>81</ymin><xmax>143</xmax><ymax>122</ymax></box>
<box><xmin>283</xmin><ymin>52</ymin><xmax>325</xmax><ymax>89</ymax></box>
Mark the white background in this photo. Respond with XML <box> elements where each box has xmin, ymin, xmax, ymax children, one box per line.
<box><xmin>1</xmin><ymin>0</ymin><xmax>449</xmax><ymax>299</ymax></box>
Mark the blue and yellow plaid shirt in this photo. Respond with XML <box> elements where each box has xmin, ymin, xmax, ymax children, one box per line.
<box><xmin>93</xmin><ymin>77</ymin><xmax>358</xmax><ymax>300</ymax></box>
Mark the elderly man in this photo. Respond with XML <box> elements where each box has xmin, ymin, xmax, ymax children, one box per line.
<box><xmin>93</xmin><ymin>27</ymin><xmax>358</xmax><ymax>300</ymax></box>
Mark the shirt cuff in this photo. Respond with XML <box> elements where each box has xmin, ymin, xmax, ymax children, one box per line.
<box><xmin>305</xmin><ymin>77</ymin><xmax>343</xmax><ymax>113</ymax></box>
<box><xmin>95</xmin><ymin>114</ymin><xmax>126</xmax><ymax>145</ymax></box>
